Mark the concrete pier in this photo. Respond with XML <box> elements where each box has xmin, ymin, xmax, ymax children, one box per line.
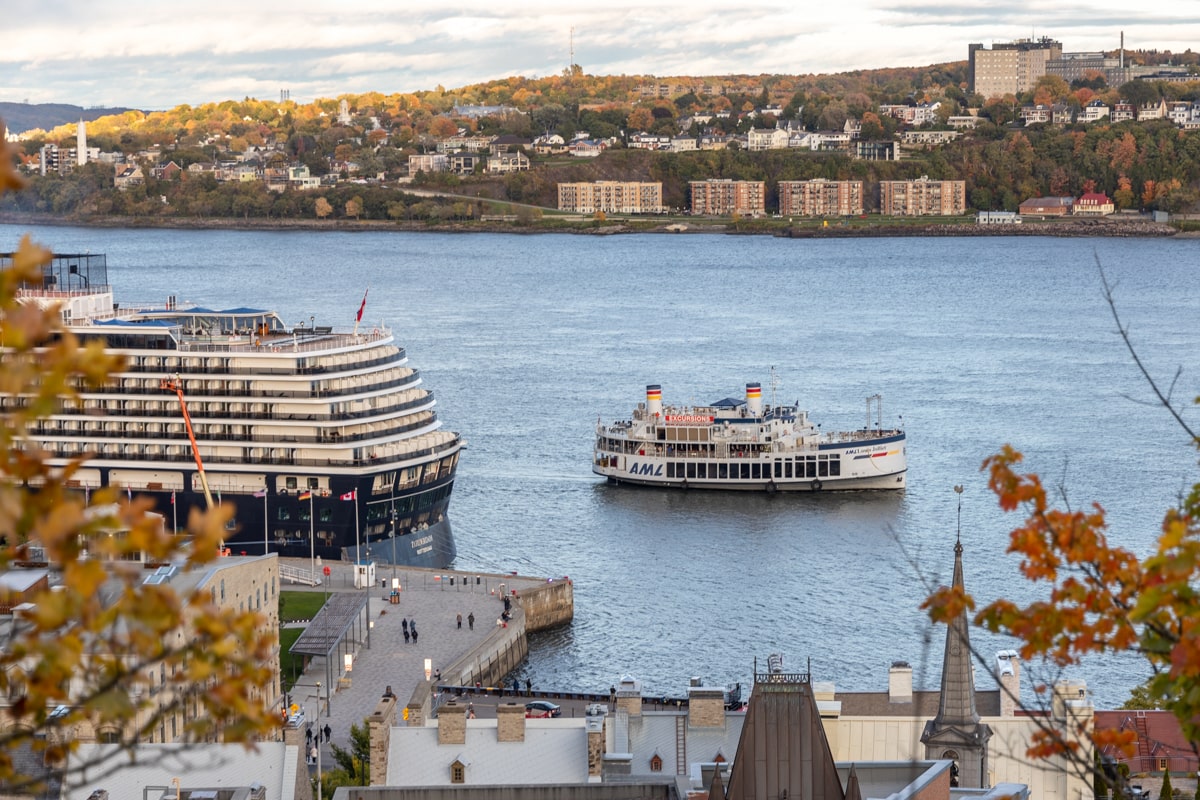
<box><xmin>279</xmin><ymin>557</ymin><xmax>573</xmax><ymax>777</ymax></box>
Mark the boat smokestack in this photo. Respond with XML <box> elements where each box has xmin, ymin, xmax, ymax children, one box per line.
<box><xmin>646</xmin><ymin>384</ymin><xmax>663</xmax><ymax>418</ymax></box>
<box><xmin>746</xmin><ymin>382</ymin><xmax>763</xmax><ymax>416</ymax></box>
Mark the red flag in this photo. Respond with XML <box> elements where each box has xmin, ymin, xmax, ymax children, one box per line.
<box><xmin>340</xmin><ymin>490</ymin><xmax>357</xmax><ymax>501</ymax></box>
<box><xmin>355</xmin><ymin>289</ymin><xmax>368</xmax><ymax>323</ymax></box>
<box><xmin>170</xmin><ymin>491</ymin><xmax>175</xmax><ymax>505</ymax></box>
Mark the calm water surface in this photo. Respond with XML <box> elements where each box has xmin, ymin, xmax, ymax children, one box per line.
<box><xmin>4</xmin><ymin>223</ymin><xmax>1198</xmax><ymax>709</ymax></box>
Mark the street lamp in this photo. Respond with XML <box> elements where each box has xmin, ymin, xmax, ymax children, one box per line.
<box><xmin>316</xmin><ymin>680</ymin><xmax>323</xmax><ymax>800</ymax></box>
<box><xmin>390</xmin><ymin>504</ymin><xmax>397</xmax><ymax>583</ymax></box>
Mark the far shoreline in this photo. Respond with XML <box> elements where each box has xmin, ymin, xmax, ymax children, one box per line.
<box><xmin>0</xmin><ymin>211</ymin><xmax>1187</xmax><ymax>239</ymax></box>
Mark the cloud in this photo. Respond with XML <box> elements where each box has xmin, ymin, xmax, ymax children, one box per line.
<box><xmin>1</xmin><ymin>1</ymin><xmax>1198</xmax><ymax>109</ymax></box>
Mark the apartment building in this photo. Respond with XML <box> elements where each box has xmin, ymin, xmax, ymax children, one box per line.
<box><xmin>557</xmin><ymin>181</ymin><xmax>663</xmax><ymax>214</ymax></box>
<box><xmin>689</xmin><ymin>179</ymin><xmax>766</xmax><ymax>217</ymax></box>
<box><xmin>777</xmin><ymin>179</ymin><xmax>864</xmax><ymax>217</ymax></box>
<box><xmin>880</xmin><ymin>177</ymin><xmax>967</xmax><ymax>216</ymax></box>
<box><xmin>968</xmin><ymin>38</ymin><xmax>1062</xmax><ymax>98</ymax></box>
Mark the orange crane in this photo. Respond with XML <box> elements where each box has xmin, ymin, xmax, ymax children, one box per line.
<box><xmin>160</xmin><ymin>375</ymin><xmax>215</xmax><ymax>511</ymax></box>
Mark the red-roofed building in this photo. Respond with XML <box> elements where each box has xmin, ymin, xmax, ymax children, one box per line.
<box><xmin>1095</xmin><ymin>710</ymin><xmax>1199</xmax><ymax>775</ymax></box>
<box><xmin>1074</xmin><ymin>192</ymin><xmax>1114</xmax><ymax>216</ymax></box>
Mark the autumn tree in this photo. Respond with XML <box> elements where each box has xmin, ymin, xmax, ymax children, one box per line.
<box><xmin>923</xmin><ymin>266</ymin><xmax>1200</xmax><ymax>784</ymax></box>
<box><xmin>0</xmin><ymin>122</ymin><xmax>278</xmax><ymax>793</ymax></box>
<box><xmin>315</xmin><ymin>196</ymin><xmax>333</xmax><ymax>219</ymax></box>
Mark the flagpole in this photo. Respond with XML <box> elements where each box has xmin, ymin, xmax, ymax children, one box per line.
<box><xmin>172</xmin><ymin>491</ymin><xmax>177</xmax><ymax>535</ymax></box>
<box><xmin>354</xmin><ymin>490</ymin><xmax>361</xmax><ymax>565</ymax></box>
<box><xmin>263</xmin><ymin>488</ymin><xmax>269</xmax><ymax>555</ymax></box>
<box><xmin>309</xmin><ymin>493</ymin><xmax>316</xmax><ymax>584</ymax></box>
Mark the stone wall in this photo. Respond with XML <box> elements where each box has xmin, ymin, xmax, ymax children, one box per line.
<box><xmin>515</xmin><ymin>577</ymin><xmax>573</xmax><ymax>632</ymax></box>
<box><xmin>369</xmin><ymin>694</ymin><xmax>398</xmax><ymax>786</ymax></box>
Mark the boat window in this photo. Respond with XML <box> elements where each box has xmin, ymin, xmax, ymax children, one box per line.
<box><xmin>751</xmin><ymin>464</ymin><xmax>761</xmax><ymax>480</ymax></box>
<box><xmin>686</xmin><ymin>463</ymin><xmax>696</xmax><ymax>479</ymax></box>
<box><xmin>785</xmin><ymin>462</ymin><xmax>793</xmax><ymax>478</ymax></box>
<box><xmin>830</xmin><ymin>458</ymin><xmax>841</xmax><ymax>476</ymax></box>
<box><xmin>740</xmin><ymin>464</ymin><xmax>750</xmax><ymax>480</ymax></box>
<box><xmin>806</xmin><ymin>461</ymin><xmax>816</xmax><ymax>478</ymax></box>
<box><xmin>667</xmin><ymin>463</ymin><xmax>676</xmax><ymax>478</ymax></box>
<box><xmin>818</xmin><ymin>461</ymin><xmax>829</xmax><ymax>477</ymax></box>
<box><xmin>718</xmin><ymin>463</ymin><xmax>728</xmax><ymax>479</ymax></box>
<box><xmin>774</xmin><ymin>462</ymin><xmax>782</xmax><ymax>479</ymax></box>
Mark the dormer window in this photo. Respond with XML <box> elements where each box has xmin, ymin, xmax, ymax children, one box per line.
<box><xmin>451</xmin><ymin>758</ymin><xmax>467</xmax><ymax>784</ymax></box>
<box><xmin>650</xmin><ymin>754</ymin><xmax>663</xmax><ymax>772</ymax></box>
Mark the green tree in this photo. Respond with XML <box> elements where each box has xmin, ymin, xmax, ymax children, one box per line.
<box><xmin>0</xmin><ymin>123</ymin><xmax>278</xmax><ymax>793</ymax></box>
<box><xmin>1160</xmin><ymin>770</ymin><xmax>1173</xmax><ymax>799</ymax></box>
<box><xmin>320</xmin><ymin>719</ymin><xmax>371</xmax><ymax>791</ymax></box>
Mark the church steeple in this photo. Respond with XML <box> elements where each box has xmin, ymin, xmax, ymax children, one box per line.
<box><xmin>921</xmin><ymin>486</ymin><xmax>991</xmax><ymax>787</ymax></box>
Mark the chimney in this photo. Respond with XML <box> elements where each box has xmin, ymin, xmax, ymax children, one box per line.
<box><xmin>996</xmin><ymin>650</ymin><xmax>1020</xmax><ymax>716</ymax></box>
<box><xmin>888</xmin><ymin>661</ymin><xmax>913</xmax><ymax>704</ymax></box>
<box><xmin>586</xmin><ymin>706</ymin><xmax>606</xmax><ymax>778</ymax></box>
<box><xmin>616</xmin><ymin>676</ymin><xmax>642</xmax><ymax>717</ymax></box>
<box><xmin>438</xmin><ymin>701</ymin><xmax>466</xmax><ymax>745</ymax></box>
<box><xmin>368</xmin><ymin>691</ymin><xmax>398</xmax><ymax>786</ymax></box>
<box><xmin>496</xmin><ymin>702</ymin><xmax>525</xmax><ymax>742</ymax></box>
<box><xmin>688</xmin><ymin>684</ymin><xmax>726</xmax><ymax>728</ymax></box>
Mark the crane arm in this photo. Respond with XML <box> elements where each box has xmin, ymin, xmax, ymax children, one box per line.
<box><xmin>160</xmin><ymin>377</ymin><xmax>215</xmax><ymax>510</ymax></box>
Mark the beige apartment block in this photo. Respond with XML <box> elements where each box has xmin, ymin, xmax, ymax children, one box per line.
<box><xmin>690</xmin><ymin>179</ymin><xmax>766</xmax><ymax>217</ymax></box>
<box><xmin>557</xmin><ymin>181</ymin><xmax>664</xmax><ymax>214</ymax></box>
<box><xmin>880</xmin><ymin>177</ymin><xmax>967</xmax><ymax>216</ymax></box>
<box><xmin>969</xmin><ymin>38</ymin><xmax>1062</xmax><ymax>99</ymax></box>
<box><xmin>778</xmin><ymin>179</ymin><xmax>864</xmax><ymax>217</ymax></box>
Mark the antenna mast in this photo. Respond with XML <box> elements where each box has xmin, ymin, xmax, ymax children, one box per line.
<box><xmin>569</xmin><ymin>27</ymin><xmax>575</xmax><ymax>69</ymax></box>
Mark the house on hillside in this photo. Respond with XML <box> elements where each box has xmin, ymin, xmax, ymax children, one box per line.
<box><xmin>1018</xmin><ymin>196</ymin><xmax>1074</xmax><ymax>216</ymax></box>
<box><xmin>113</xmin><ymin>164</ymin><xmax>143</xmax><ymax>190</ymax></box>
<box><xmin>1073</xmin><ymin>192</ymin><xmax>1114</xmax><ymax>215</ymax></box>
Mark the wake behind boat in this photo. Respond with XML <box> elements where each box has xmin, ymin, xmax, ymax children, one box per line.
<box><xmin>593</xmin><ymin>377</ymin><xmax>906</xmax><ymax>492</ymax></box>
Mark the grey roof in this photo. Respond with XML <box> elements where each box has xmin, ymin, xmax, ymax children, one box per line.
<box><xmin>66</xmin><ymin>742</ymin><xmax>293</xmax><ymax>800</ymax></box>
<box><xmin>622</xmin><ymin>711</ymin><xmax>743</xmax><ymax>777</ymax></box>
<box><xmin>833</xmin><ymin>689</ymin><xmax>1001</xmax><ymax>718</ymax></box>
<box><xmin>387</xmin><ymin>719</ymin><xmax>590</xmax><ymax>786</ymax></box>
<box><xmin>291</xmin><ymin>591</ymin><xmax>369</xmax><ymax>656</ymax></box>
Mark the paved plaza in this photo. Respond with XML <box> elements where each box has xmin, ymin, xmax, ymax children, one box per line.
<box><xmin>280</xmin><ymin>558</ymin><xmax>544</xmax><ymax>771</ymax></box>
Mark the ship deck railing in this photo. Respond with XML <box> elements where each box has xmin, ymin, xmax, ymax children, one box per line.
<box><xmin>279</xmin><ymin>563</ymin><xmax>322</xmax><ymax>586</ymax></box>
<box><xmin>43</xmin><ymin>435</ymin><xmax>462</xmax><ymax>470</ymax></box>
<box><xmin>32</xmin><ymin>411</ymin><xmax>442</xmax><ymax>446</ymax></box>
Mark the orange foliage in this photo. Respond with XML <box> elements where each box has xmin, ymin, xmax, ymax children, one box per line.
<box><xmin>926</xmin><ymin>441</ymin><xmax>1200</xmax><ymax>755</ymax></box>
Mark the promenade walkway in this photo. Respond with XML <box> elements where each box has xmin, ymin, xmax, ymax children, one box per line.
<box><xmin>279</xmin><ymin>557</ymin><xmax>544</xmax><ymax>773</ymax></box>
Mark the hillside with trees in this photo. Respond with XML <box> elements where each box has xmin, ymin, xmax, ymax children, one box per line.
<box><xmin>5</xmin><ymin>55</ymin><xmax>1200</xmax><ymax>224</ymax></box>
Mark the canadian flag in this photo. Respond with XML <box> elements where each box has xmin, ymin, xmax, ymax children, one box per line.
<box><xmin>340</xmin><ymin>490</ymin><xmax>357</xmax><ymax>501</ymax></box>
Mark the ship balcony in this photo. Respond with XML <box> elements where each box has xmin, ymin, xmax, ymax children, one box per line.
<box><xmin>99</xmin><ymin>369</ymin><xmax>420</xmax><ymax>399</ymax></box>
<box><xmin>33</xmin><ymin>412</ymin><xmax>443</xmax><ymax>447</ymax></box>
<box><xmin>45</xmin><ymin>435</ymin><xmax>461</xmax><ymax>470</ymax></box>
<box><xmin>112</xmin><ymin>346</ymin><xmax>406</xmax><ymax>378</ymax></box>
<box><xmin>66</xmin><ymin>391</ymin><xmax>435</xmax><ymax>422</ymax></box>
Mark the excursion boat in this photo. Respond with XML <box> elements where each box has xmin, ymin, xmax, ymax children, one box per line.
<box><xmin>3</xmin><ymin>252</ymin><xmax>463</xmax><ymax>567</ymax></box>
<box><xmin>593</xmin><ymin>378</ymin><xmax>906</xmax><ymax>492</ymax></box>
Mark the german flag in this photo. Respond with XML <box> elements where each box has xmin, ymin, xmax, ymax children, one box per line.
<box><xmin>298</xmin><ymin>490</ymin><xmax>312</xmax><ymax>501</ymax></box>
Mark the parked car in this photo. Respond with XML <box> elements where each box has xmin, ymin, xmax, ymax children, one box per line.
<box><xmin>525</xmin><ymin>700</ymin><xmax>561</xmax><ymax>718</ymax></box>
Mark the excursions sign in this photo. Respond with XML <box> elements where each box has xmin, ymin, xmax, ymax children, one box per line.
<box><xmin>664</xmin><ymin>414</ymin><xmax>713</xmax><ymax>425</ymax></box>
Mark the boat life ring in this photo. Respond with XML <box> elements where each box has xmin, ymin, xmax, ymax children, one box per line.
<box><xmin>811</xmin><ymin>479</ymin><xmax>823</xmax><ymax>492</ymax></box>
<box><xmin>766</xmin><ymin>481</ymin><xmax>777</xmax><ymax>494</ymax></box>
<box><xmin>372</xmin><ymin>328</ymin><xmax>380</xmax><ymax>336</ymax></box>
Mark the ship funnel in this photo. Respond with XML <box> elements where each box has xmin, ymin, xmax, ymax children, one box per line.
<box><xmin>746</xmin><ymin>382</ymin><xmax>763</xmax><ymax>416</ymax></box>
<box><xmin>646</xmin><ymin>385</ymin><xmax>663</xmax><ymax>418</ymax></box>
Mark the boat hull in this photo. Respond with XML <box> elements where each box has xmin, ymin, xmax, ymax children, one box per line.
<box><xmin>596</xmin><ymin>468</ymin><xmax>905</xmax><ymax>492</ymax></box>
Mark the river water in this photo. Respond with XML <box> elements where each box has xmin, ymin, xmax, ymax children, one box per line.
<box><xmin>4</xmin><ymin>222</ymin><xmax>1198</xmax><ymax>710</ymax></box>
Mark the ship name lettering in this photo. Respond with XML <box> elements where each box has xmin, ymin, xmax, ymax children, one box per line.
<box><xmin>411</xmin><ymin>535</ymin><xmax>434</xmax><ymax>549</ymax></box>
<box><xmin>628</xmin><ymin>462</ymin><xmax>663</xmax><ymax>477</ymax></box>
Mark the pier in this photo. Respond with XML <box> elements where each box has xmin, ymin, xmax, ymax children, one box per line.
<box><xmin>278</xmin><ymin>557</ymin><xmax>574</xmax><ymax>773</ymax></box>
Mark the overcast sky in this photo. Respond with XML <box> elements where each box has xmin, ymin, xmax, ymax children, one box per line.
<box><xmin>3</xmin><ymin>1</ymin><xmax>1199</xmax><ymax>110</ymax></box>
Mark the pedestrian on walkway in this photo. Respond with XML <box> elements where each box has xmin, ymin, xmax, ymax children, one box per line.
<box><xmin>468</xmin><ymin>612</ymin><xmax>475</xmax><ymax>630</ymax></box>
<box><xmin>457</xmin><ymin>613</ymin><xmax>462</xmax><ymax>629</ymax></box>
<box><xmin>525</xmin><ymin>678</ymin><xmax>532</xmax><ymax>695</ymax></box>
<box><xmin>324</xmin><ymin>723</ymin><xmax>332</xmax><ymax>742</ymax></box>
<box><xmin>403</xmin><ymin>627</ymin><xmax>410</xmax><ymax>643</ymax></box>
<box><xmin>402</xmin><ymin>618</ymin><xmax>408</xmax><ymax>634</ymax></box>
<box><xmin>309</xmin><ymin>744</ymin><xmax>317</xmax><ymax>765</ymax></box>
<box><xmin>412</xmin><ymin>627</ymin><xmax>419</xmax><ymax>644</ymax></box>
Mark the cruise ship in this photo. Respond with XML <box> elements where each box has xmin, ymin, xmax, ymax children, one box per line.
<box><xmin>594</xmin><ymin>378</ymin><xmax>906</xmax><ymax>492</ymax></box>
<box><xmin>4</xmin><ymin>253</ymin><xmax>463</xmax><ymax>567</ymax></box>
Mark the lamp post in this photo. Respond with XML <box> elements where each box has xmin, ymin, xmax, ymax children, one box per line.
<box><xmin>390</xmin><ymin>504</ymin><xmax>397</xmax><ymax>584</ymax></box>
<box><xmin>315</xmin><ymin>680</ymin><xmax>323</xmax><ymax>800</ymax></box>
<box><xmin>308</xmin><ymin>492</ymin><xmax>316</xmax><ymax>584</ymax></box>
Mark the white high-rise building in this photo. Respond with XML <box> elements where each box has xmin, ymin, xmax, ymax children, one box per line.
<box><xmin>77</xmin><ymin>119</ymin><xmax>87</xmax><ymax>166</ymax></box>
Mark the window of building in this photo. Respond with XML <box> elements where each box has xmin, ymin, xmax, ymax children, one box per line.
<box><xmin>451</xmin><ymin>761</ymin><xmax>466</xmax><ymax>784</ymax></box>
<box><xmin>650</xmin><ymin>755</ymin><xmax>663</xmax><ymax>772</ymax></box>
